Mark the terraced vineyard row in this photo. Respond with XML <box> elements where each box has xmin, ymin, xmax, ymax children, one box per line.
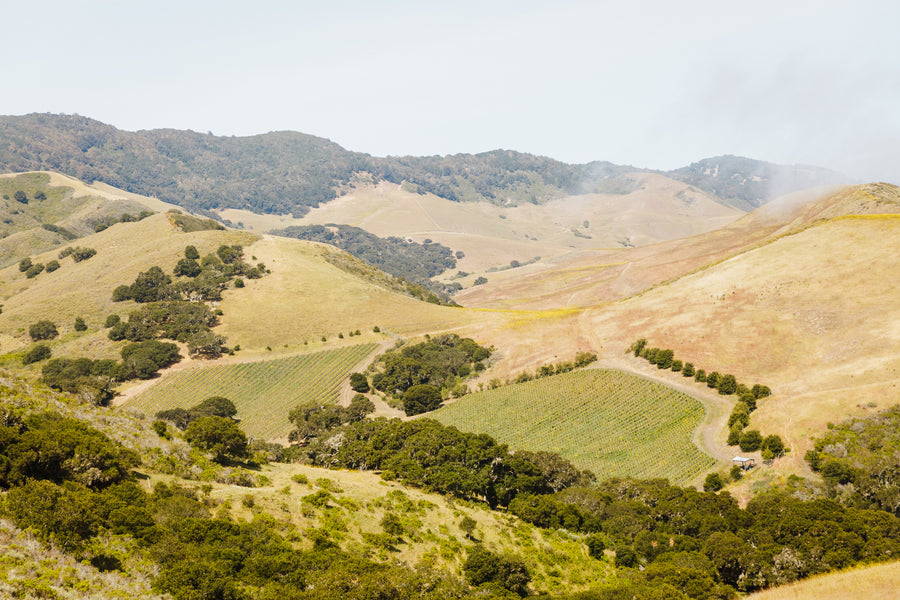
<box><xmin>126</xmin><ymin>343</ymin><xmax>377</xmax><ymax>439</ymax></box>
<box><xmin>431</xmin><ymin>369</ymin><xmax>715</xmax><ymax>484</ymax></box>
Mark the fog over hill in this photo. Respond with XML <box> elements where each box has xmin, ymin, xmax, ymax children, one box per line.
<box><xmin>0</xmin><ymin>113</ymin><xmax>845</xmax><ymax>216</ymax></box>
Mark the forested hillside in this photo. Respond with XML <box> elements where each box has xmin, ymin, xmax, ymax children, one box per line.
<box><xmin>0</xmin><ymin>114</ymin><xmax>842</xmax><ymax>216</ymax></box>
<box><xmin>669</xmin><ymin>155</ymin><xmax>846</xmax><ymax>210</ymax></box>
<box><xmin>271</xmin><ymin>224</ymin><xmax>459</xmax><ymax>293</ymax></box>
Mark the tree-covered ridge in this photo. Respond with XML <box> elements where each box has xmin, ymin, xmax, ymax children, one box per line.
<box><xmin>272</xmin><ymin>223</ymin><xmax>459</xmax><ymax>293</ymax></box>
<box><xmin>510</xmin><ymin>478</ymin><xmax>900</xmax><ymax>597</ymax></box>
<box><xmin>0</xmin><ymin>114</ymin><xmax>840</xmax><ymax>216</ymax></box>
<box><xmin>805</xmin><ymin>405</ymin><xmax>900</xmax><ymax>515</ymax></box>
<box><xmin>668</xmin><ymin>155</ymin><xmax>846</xmax><ymax>211</ymax></box>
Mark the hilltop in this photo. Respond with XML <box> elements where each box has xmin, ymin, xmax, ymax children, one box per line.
<box><xmin>0</xmin><ymin>171</ymin><xmax>173</xmax><ymax>267</ymax></box>
<box><xmin>0</xmin><ymin>113</ymin><xmax>843</xmax><ymax>216</ymax></box>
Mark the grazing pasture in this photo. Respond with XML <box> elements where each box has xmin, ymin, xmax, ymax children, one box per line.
<box><xmin>431</xmin><ymin>369</ymin><xmax>714</xmax><ymax>483</ymax></box>
<box><xmin>126</xmin><ymin>343</ymin><xmax>376</xmax><ymax>438</ymax></box>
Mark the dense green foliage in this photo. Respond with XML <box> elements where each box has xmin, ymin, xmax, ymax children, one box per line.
<box><xmin>112</xmin><ymin>245</ymin><xmax>265</xmax><ymax>304</ymax></box>
<box><xmin>510</xmin><ymin>478</ymin><xmax>900</xmax><ymax>597</ymax></box>
<box><xmin>21</xmin><ymin>343</ymin><xmax>51</xmax><ymax>365</ymax></box>
<box><xmin>0</xmin><ymin>412</ymin><xmax>138</xmax><ymax>491</ymax></box>
<box><xmin>184</xmin><ymin>416</ymin><xmax>250</xmax><ymax>463</ymax></box>
<box><xmin>0</xmin><ymin>113</ymin><xmax>645</xmax><ymax>215</ymax></box>
<box><xmin>157</xmin><ymin>396</ymin><xmax>240</xmax><ymax>430</ymax></box>
<box><xmin>463</xmin><ymin>545</ymin><xmax>531</xmax><ymax>596</ymax></box>
<box><xmin>28</xmin><ymin>320</ymin><xmax>58</xmax><ymax>341</ymax></box>
<box><xmin>273</xmin><ymin>224</ymin><xmax>459</xmax><ymax>293</ymax></box>
<box><xmin>287</xmin><ymin>395</ymin><xmax>375</xmax><ymax>445</ymax></box>
<box><xmin>349</xmin><ymin>372</ymin><xmax>369</xmax><ymax>393</ymax></box>
<box><xmin>305</xmin><ymin>417</ymin><xmax>594</xmax><ymax>507</ymax></box>
<box><xmin>806</xmin><ymin>406</ymin><xmax>900</xmax><ymax>515</ymax></box>
<box><xmin>371</xmin><ymin>334</ymin><xmax>491</xmax><ymax>400</ymax></box>
<box><xmin>402</xmin><ymin>383</ymin><xmax>442</xmax><ymax>415</ymax></box>
<box><xmin>109</xmin><ymin>301</ymin><xmax>219</xmax><ymax>343</ymax></box>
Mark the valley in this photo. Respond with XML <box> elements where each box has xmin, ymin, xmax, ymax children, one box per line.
<box><xmin>0</xmin><ymin>145</ymin><xmax>896</xmax><ymax>600</ymax></box>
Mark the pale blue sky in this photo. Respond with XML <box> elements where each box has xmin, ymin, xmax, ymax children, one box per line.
<box><xmin>5</xmin><ymin>1</ymin><xmax>899</xmax><ymax>181</ymax></box>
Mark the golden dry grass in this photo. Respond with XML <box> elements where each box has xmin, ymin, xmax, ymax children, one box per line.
<box><xmin>214</xmin><ymin>234</ymin><xmax>495</xmax><ymax>350</ymax></box>
<box><xmin>0</xmin><ymin>213</ymin><xmax>256</xmax><ymax>358</ymax></box>
<box><xmin>219</xmin><ymin>174</ymin><xmax>740</xmax><ymax>278</ymax></box>
<box><xmin>745</xmin><ymin>561</ymin><xmax>900</xmax><ymax>600</ymax></box>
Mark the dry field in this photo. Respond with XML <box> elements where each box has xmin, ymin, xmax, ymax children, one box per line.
<box><xmin>219</xmin><ymin>173</ymin><xmax>741</xmax><ymax>278</ymax></box>
<box><xmin>745</xmin><ymin>561</ymin><xmax>900</xmax><ymax>600</ymax></box>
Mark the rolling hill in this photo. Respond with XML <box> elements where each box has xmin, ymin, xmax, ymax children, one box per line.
<box><xmin>0</xmin><ymin>194</ymin><xmax>498</xmax><ymax>364</ymax></box>
<box><xmin>0</xmin><ymin>171</ymin><xmax>173</xmax><ymax>267</ymax></box>
<box><xmin>457</xmin><ymin>183</ymin><xmax>898</xmax><ymax>309</ymax></box>
<box><xmin>222</xmin><ymin>173</ymin><xmax>743</xmax><ymax>278</ymax></box>
<box><xmin>0</xmin><ymin>113</ymin><xmax>843</xmax><ymax>216</ymax></box>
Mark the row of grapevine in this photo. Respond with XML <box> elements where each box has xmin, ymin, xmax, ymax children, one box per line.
<box><xmin>432</xmin><ymin>369</ymin><xmax>714</xmax><ymax>484</ymax></box>
<box><xmin>126</xmin><ymin>343</ymin><xmax>376</xmax><ymax>438</ymax></box>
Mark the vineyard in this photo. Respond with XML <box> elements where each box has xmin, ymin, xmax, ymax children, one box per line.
<box><xmin>126</xmin><ymin>343</ymin><xmax>377</xmax><ymax>439</ymax></box>
<box><xmin>431</xmin><ymin>369</ymin><xmax>715</xmax><ymax>484</ymax></box>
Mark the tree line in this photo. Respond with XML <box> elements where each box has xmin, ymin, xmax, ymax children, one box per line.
<box><xmin>630</xmin><ymin>339</ymin><xmax>784</xmax><ymax>458</ymax></box>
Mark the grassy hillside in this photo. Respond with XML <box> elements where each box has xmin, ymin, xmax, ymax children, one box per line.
<box><xmin>0</xmin><ymin>171</ymin><xmax>168</xmax><ymax>266</ymax></box>
<box><xmin>0</xmin><ymin>208</ymin><xmax>494</xmax><ymax>359</ymax></box>
<box><xmin>578</xmin><ymin>214</ymin><xmax>900</xmax><ymax>495</ymax></box>
<box><xmin>745</xmin><ymin>561</ymin><xmax>900</xmax><ymax>600</ymax></box>
<box><xmin>126</xmin><ymin>344</ymin><xmax>377</xmax><ymax>438</ymax></box>
<box><xmin>225</xmin><ymin>175</ymin><xmax>741</xmax><ymax>279</ymax></box>
<box><xmin>0</xmin><ymin>372</ymin><xmax>613</xmax><ymax>596</ymax></box>
<box><xmin>431</xmin><ymin>369</ymin><xmax>715</xmax><ymax>484</ymax></box>
<box><xmin>458</xmin><ymin>183</ymin><xmax>899</xmax><ymax>309</ymax></box>
<box><xmin>0</xmin><ymin>212</ymin><xmax>255</xmax><ymax>358</ymax></box>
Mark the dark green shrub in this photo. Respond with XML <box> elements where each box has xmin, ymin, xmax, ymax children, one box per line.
<box><xmin>234</xmin><ymin>277</ymin><xmax>244</xmax><ymax>288</ymax></box>
<box><xmin>193</xmin><ymin>396</ymin><xmax>238</xmax><ymax>419</ymax></box>
<box><xmin>682</xmin><ymin>363</ymin><xmax>695</xmax><ymax>377</ymax></box>
<box><xmin>585</xmin><ymin>534</ymin><xmax>606</xmax><ymax>559</ymax></box>
<box><xmin>463</xmin><ymin>546</ymin><xmax>531</xmax><ymax>596</ymax></box>
<box><xmin>74</xmin><ymin>317</ymin><xmax>87</xmax><ymax>331</ymax></box>
<box><xmin>45</xmin><ymin>260</ymin><xmax>60</xmax><ymax>272</ymax></box>
<box><xmin>25</xmin><ymin>263</ymin><xmax>44</xmax><ymax>278</ymax></box>
<box><xmin>703</xmin><ymin>473</ymin><xmax>724</xmax><ymax>492</ymax></box>
<box><xmin>71</xmin><ymin>247</ymin><xmax>97</xmax><ymax>262</ymax></box>
<box><xmin>694</xmin><ymin>369</ymin><xmax>707</xmax><ymax>382</ymax></box>
<box><xmin>173</xmin><ymin>257</ymin><xmax>201</xmax><ymax>277</ymax></box>
<box><xmin>402</xmin><ymin>384</ymin><xmax>442</xmax><ymax>416</ymax></box>
<box><xmin>29</xmin><ymin>320</ymin><xmax>58</xmax><ymax>341</ymax></box>
<box><xmin>22</xmin><ymin>344</ymin><xmax>52</xmax><ymax>365</ymax></box>
<box><xmin>738</xmin><ymin>430</ymin><xmax>763</xmax><ymax>452</ymax></box>
<box><xmin>104</xmin><ymin>314</ymin><xmax>121</xmax><ymax>328</ymax></box>
<box><xmin>185</xmin><ymin>416</ymin><xmax>250</xmax><ymax>464</ymax></box>
<box><xmin>706</xmin><ymin>371</ymin><xmax>720</xmax><ymax>388</ymax></box>
<box><xmin>717</xmin><ymin>374</ymin><xmax>737</xmax><ymax>395</ymax></box>
<box><xmin>184</xmin><ymin>245</ymin><xmax>200</xmax><ymax>260</ymax></box>
<box><xmin>761</xmin><ymin>434</ymin><xmax>785</xmax><ymax>457</ymax></box>
<box><xmin>349</xmin><ymin>372</ymin><xmax>369</xmax><ymax>393</ymax></box>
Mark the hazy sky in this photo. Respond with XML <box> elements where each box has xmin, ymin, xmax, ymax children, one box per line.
<box><xmin>5</xmin><ymin>1</ymin><xmax>899</xmax><ymax>181</ymax></box>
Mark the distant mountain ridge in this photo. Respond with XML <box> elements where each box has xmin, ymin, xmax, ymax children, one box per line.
<box><xmin>669</xmin><ymin>155</ymin><xmax>847</xmax><ymax>211</ymax></box>
<box><xmin>0</xmin><ymin>113</ymin><xmax>845</xmax><ymax>215</ymax></box>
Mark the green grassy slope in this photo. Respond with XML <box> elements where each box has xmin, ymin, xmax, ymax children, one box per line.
<box><xmin>432</xmin><ymin>369</ymin><xmax>714</xmax><ymax>483</ymax></box>
<box><xmin>125</xmin><ymin>344</ymin><xmax>377</xmax><ymax>438</ymax></box>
